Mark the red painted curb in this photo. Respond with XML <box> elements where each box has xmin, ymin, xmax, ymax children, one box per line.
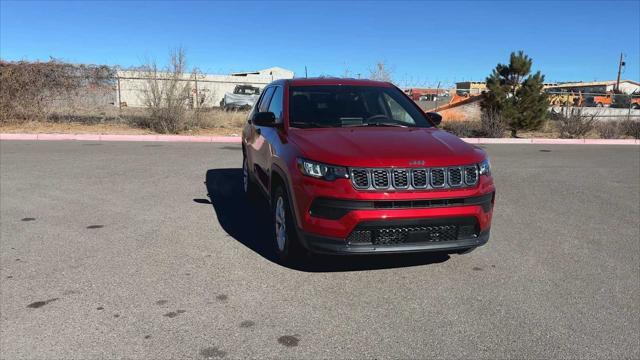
<box><xmin>0</xmin><ymin>133</ymin><xmax>38</xmax><ymax>140</ymax></box>
<box><xmin>0</xmin><ymin>133</ymin><xmax>242</xmax><ymax>143</ymax></box>
<box><xmin>1</xmin><ymin>133</ymin><xmax>638</xmax><ymax>145</ymax></box>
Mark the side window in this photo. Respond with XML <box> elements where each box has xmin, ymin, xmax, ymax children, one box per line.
<box><xmin>268</xmin><ymin>86</ymin><xmax>283</xmax><ymax>122</ymax></box>
<box><xmin>258</xmin><ymin>87</ymin><xmax>275</xmax><ymax>113</ymax></box>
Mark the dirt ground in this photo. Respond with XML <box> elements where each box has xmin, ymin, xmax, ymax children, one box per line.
<box><xmin>0</xmin><ymin>121</ymin><xmax>244</xmax><ymax>136</ymax></box>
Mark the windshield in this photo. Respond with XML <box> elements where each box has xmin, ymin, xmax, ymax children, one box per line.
<box><xmin>289</xmin><ymin>85</ymin><xmax>432</xmax><ymax>128</ymax></box>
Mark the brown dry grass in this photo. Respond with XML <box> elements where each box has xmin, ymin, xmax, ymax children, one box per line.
<box><xmin>0</xmin><ymin>121</ymin><xmax>243</xmax><ymax>136</ymax></box>
<box><xmin>2</xmin><ymin>112</ymin><xmax>636</xmax><ymax>139</ymax></box>
<box><xmin>1</xmin><ymin>107</ymin><xmax>248</xmax><ymax>136</ymax></box>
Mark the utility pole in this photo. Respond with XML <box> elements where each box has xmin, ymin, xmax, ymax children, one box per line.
<box><xmin>305</xmin><ymin>66</ymin><xmax>308</xmax><ymax>78</ymax></box>
<box><xmin>194</xmin><ymin>71</ymin><xmax>199</xmax><ymax>109</ymax></box>
<box><xmin>434</xmin><ymin>81</ymin><xmax>441</xmax><ymax>112</ymax></box>
<box><xmin>615</xmin><ymin>53</ymin><xmax>625</xmax><ymax>92</ymax></box>
<box><xmin>116</xmin><ymin>75</ymin><xmax>122</xmax><ymax>110</ymax></box>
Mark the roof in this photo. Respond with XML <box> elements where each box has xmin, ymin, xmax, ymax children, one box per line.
<box><xmin>231</xmin><ymin>66</ymin><xmax>294</xmax><ymax>77</ymax></box>
<box><xmin>286</xmin><ymin>77</ymin><xmax>394</xmax><ymax>87</ymax></box>
<box><xmin>405</xmin><ymin>88</ymin><xmax>448</xmax><ymax>94</ymax></box>
<box><xmin>546</xmin><ymin>80</ymin><xmax>640</xmax><ymax>88</ymax></box>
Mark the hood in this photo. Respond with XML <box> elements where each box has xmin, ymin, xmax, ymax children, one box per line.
<box><xmin>288</xmin><ymin>127</ymin><xmax>485</xmax><ymax>168</ymax></box>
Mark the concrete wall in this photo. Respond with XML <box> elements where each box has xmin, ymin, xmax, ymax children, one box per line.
<box><xmin>116</xmin><ymin>67</ymin><xmax>294</xmax><ymax>108</ymax></box>
<box><xmin>550</xmin><ymin>106</ymin><xmax>640</xmax><ymax>121</ymax></box>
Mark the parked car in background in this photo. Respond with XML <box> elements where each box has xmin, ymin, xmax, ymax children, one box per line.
<box><xmin>242</xmin><ymin>78</ymin><xmax>495</xmax><ymax>263</ymax></box>
<box><xmin>220</xmin><ymin>84</ymin><xmax>261</xmax><ymax>111</ymax></box>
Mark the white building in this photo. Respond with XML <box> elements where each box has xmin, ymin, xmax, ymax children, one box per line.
<box><xmin>544</xmin><ymin>80</ymin><xmax>640</xmax><ymax>94</ymax></box>
<box><xmin>116</xmin><ymin>67</ymin><xmax>294</xmax><ymax>108</ymax></box>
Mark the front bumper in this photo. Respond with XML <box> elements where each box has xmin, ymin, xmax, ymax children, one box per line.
<box><xmin>298</xmin><ymin>228</ymin><xmax>490</xmax><ymax>255</ymax></box>
<box><xmin>287</xmin><ymin>165</ymin><xmax>495</xmax><ymax>254</ymax></box>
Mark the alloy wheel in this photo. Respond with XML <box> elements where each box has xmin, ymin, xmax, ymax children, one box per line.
<box><xmin>274</xmin><ymin>195</ymin><xmax>286</xmax><ymax>251</ymax></box>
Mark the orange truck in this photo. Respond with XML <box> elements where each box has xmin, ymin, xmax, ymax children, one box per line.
<box><xmin>593</xmin><ymin>93</ymin><xmax>640</xmax><ymax>108</ymax></box>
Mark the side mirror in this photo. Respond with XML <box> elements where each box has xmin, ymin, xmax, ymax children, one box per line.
<box><xmin>252</xmin><ymin>111</ymin><xmax>277</xmax><ymax>126</ymax></box>
<box><xmin>426</xmin><ymin>111</ymin><xmax>442</xmax><ymax>126</ymax></box>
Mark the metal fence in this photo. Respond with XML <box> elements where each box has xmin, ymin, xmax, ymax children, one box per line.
<box><xmin>545</xmin><ymin>91</ymin><xmax>640</xmax><ymax>120</ymax></box>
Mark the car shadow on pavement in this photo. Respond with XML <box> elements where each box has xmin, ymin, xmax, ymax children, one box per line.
<box><xmin>203</xmin><ymin>168</ymin><xmax>450</xmax><ymax>272</ymax></box>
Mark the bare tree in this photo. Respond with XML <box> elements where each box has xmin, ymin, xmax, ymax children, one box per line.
<box><xmin>341</xmin><ymin>61</ymin><xmax>352</xmax><ymax>78</ymax></box>
<box><xmin>140</xmin><ymin>47</ymin><xmax>194</xmax><ymax>134</ymax></box>
<box><xmin>368</xmin><ymin>61</ymin><xmax>394</xmax><ymax>83</ymax></box>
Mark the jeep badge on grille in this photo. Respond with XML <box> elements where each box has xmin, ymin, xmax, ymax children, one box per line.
<box><xmin>409</xmin><ymin>160</ymin><xmax>425</xmax><ymax>166</ymax></box>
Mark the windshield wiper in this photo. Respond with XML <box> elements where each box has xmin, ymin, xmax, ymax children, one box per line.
<box><xmin>343</xmin><ymin>122</ymin><xmax>408</xmax><ymax>128</ymax></box>
<box><xmin>290</xmin><ymin>121</ymin><xmax>335</xmax><ymax>128</ymax></box>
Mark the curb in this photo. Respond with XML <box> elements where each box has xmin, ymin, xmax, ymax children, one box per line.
<box><xmin>1</xmin><ymin>133</ymin><xmax>638</xmax><ymax>145</ymax></box>
<box><xmin>0</xmin><ymin>133</ymin><xmax>241</xmax><ymax>143</ymax></box>
<box><xmin>461</xmin><ymin>138</ymin><xmax>639</xmax><ymax>145</ymax></box>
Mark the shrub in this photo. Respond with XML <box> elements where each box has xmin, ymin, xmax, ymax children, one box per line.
<box><xmin>556</xmin><ymin>108</ymin><xmax>597</xmax><ymax>138</ymax></box>
<box><xmin>0</xmin><ymin>60</ymin><xmax>115</xmax><ymax>123</ymax></box>
<box><xmin>595</xmin><ymin>121</ymin><xmax>621</xmax><ymax>139</ymax></box>
<box><xmin>620</xmin><ymin>119</ymin><xmax>640</xmax><ymax>139</ymax></box>
<box><xmin>480</xmin><ymin>110</ymin><xmax>506</xmax><ymax>138</ymax></box>
<box><xmin>442</xmin><ymin>121</ymin><xmax>480</xmax><ymax>138</ymax></box>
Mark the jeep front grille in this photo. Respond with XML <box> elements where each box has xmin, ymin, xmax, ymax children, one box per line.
<box><xmin>345</xmin><ymin>217</ymin><xmax>480</xmax><ymax>245</ymax></box>
<box><xmin>375</xmin><ymin>225</ymin><xmax>458</xmax><ymax>245</ymax></box>
<box><xmin>350</xmin><ymin>165</ymin><xmax>479</xmax><ymax>191</ymax></box>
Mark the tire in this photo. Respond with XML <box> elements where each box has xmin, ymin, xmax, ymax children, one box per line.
<box><xmin>242</xmin><ymin>155</ymin><xmax>258</xmax><ymax>199</ymax></box>
<box><xmin>272</xmin><ymin>185</ymin><xmax>302</xmax><ymax>263</ymax></box>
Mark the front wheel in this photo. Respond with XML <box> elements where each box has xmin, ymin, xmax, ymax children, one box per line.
<box><xmin>272</xmin><ymin>186</ymin><xmax>302</xmax><ymax>263</ymax></box>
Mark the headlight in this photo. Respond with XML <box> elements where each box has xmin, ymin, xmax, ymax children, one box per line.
<box><xmin>297</xmin><ymin>158</ymin><xmax>348</xmax><ymax>181</ymax></box>
<box><xmin>479</xmin><ymin>158</ymin><xmax>491</xmax><ymax>176</ymax></box>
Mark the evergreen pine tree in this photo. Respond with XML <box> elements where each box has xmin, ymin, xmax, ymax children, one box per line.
<box><xmin>481</xmin><ymin>51</ymin><xmax>548</xmax><ymax>137</ymax></box>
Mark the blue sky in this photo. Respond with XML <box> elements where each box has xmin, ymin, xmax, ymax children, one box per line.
<box><xmin>1</xmin><ymin>0</ymin><xmax>638</xmax><ymax>87</ymax></box>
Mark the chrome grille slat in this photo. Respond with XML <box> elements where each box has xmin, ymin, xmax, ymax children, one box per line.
<box><xmin>411</xmin><ymin>169</ymin><xmax>428</xmax><ymax>188</ymax></box>
<box><xmin>447</xmin><ymin>167</ymin><xmax>463</xmax><ymax>187</ymax></box>
<box><xmin>430</xmin><ymin>168</ymin><xmax>446</xmax><ymax>188</ymax></box>
<box><xmin>350</xmin><ymin>169</ymin><xmax>370</xmax><ymax>189</ymax></box>
<box><xmin>349</xmin><ymin>165</ymin><xmax>479</xmax><ymax>191</ymax></box>
<box><xmin>371</xmin><ymin>169</ymin><xmax>390</xmax><ymax>189</ymax></box>
<box><xmin>391</xmin><ymin>169</ymin><xmax>409</xmax><ymax>189</ymax></box>
<box><xmin>464</xmin><ymin>166</ymin><xmax>478</xmax><ymax>185</ymax></box>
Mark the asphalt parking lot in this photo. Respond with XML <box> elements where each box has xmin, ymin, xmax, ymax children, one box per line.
<box><xmin>1</xmin><ymin>141</ymin><xmax>638</xmax><ymax>359</ymax></box>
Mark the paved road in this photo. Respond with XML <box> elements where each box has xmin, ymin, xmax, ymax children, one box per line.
<box><xmin>1</xmin><ymin>141</ymin><xmax>639</xmax><ymax>359</ymax></box>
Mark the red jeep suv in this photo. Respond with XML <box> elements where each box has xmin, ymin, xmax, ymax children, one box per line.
<box><xmin>242</xmin><ymin>78</ymin><xmax>495</xmax><ymax>262</ymax></box>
